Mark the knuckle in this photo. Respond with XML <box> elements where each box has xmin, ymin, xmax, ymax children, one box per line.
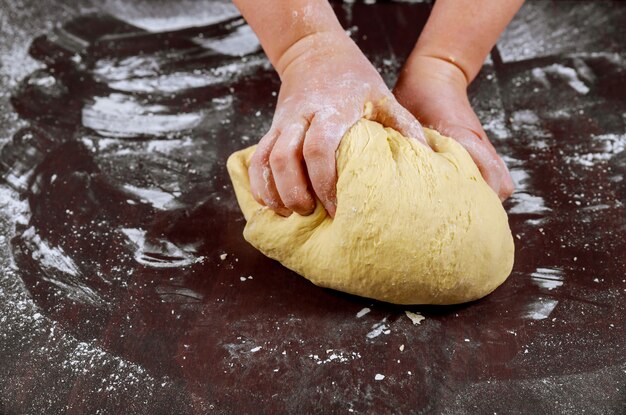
<box><xmin>265</xmin><ymin>198</ymin><xmax>291</xmax><ymax>216</ymax></box>
<box><xmin>249</xmin><ymin>149</ymin><xmax>266</xmax><ymax>171</ymax></box>
<box><xmin>259</xmin><ymin>128</ymin><xmax>278</xmax><ymax>143</ymax></box>
<box><xmin>264</xmin><ymin>198</ymin><xmax>281</xmax><ymax>210</ymax></box>
<box><xmin>284</xmin><ymin>194</ymin><xmax>313</xmax><ymax>214</ymax></box>
<box><xmin>269</xmin><ymin>149</ymin><xmax>289</xmax><ymax>172</ymax></box>
<box><xmin>261</xmin><ymin>189</ymin><xmax>284</xmax><ymax>210</ymax></box>
<box><xmin>303</xmin><ymin>139</ymin><xmax>329</xmax><ymax>161</ymax></box>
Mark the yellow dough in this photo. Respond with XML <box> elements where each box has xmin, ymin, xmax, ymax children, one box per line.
<box><xmin>227</xmin><ymin>119</ymin><xmax>514</xmax><ymax>305</ymax></box>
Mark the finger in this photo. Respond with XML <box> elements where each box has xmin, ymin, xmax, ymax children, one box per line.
<box><xmin>370</xmin><ymin>96</ymin><xmax>428</xmax><ymax>146</ymax></box>
<box><xmin>269</xmin><ymin>120</ymin><xmax>316</xmax><ymax>216</ymax></box>
<box><xmin>248</xmin><ymin>128</ymin><xmax>291</xmax><ymax>216</ymax></box>
<box><xmin>442</xmin><ymin>124</ymin><xmax>515</xmax><ymax>201</ymax></box>
<box><xmin>303</xmin><ymin>111</ymin><xmax>360</xmax><ymax>218</ymax></box>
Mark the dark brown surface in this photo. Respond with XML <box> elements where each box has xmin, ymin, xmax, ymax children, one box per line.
<box><xmin>0</xmin><ymin>1</ymin><xmax>625</xmax><ymax>414</ymax></box>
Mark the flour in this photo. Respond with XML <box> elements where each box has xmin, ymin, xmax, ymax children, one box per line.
<box><xmin>565</xmin><ymin>133</ymin><xmax>626</xmax><ymax>167</ymax></box>
<box><xmin>122</xmin><ymin>184</ymin><xmax>180</xmax><ymax>210</ymax></box>
<box><xmin>508</xmin><ymin>192</ymin><xmax>552</xmax><ymax>215</ymax></box>
<box><xmin>366</xmin><ymin>318</ymin><xmax>390</xmax><ymax>339</ymax></box>
<box><xmin>524</xmin><ymin>298</ymin><xmax>559</xmax><ymax>320</ymax></box>
<box><xmin>0</xmin><ymin>186</ymin><xmax>182</xmax><ymax>410</ymax></box>
<box><xmin>404</xmin><ymin>311</ymin><xmax>425</xmax><ymax>325</ymax></box>
<box><xmin>127</xmin><ymin>2</ymin><xmax>239</xmax><ymax>32</ymax></box>
<box><xmin>308</xmin><ymin>349</ymin><xmax>361</xmax><ymax>365</ymax></box>
<box><xmin>82</xmin><ymin>94</ymin><xmax>204</xmax><ymax>138</ymax></box>
<box><xmin>531</xmin><ymin>268</ymin><xmax>564</xmax><ymax>291</ymax></box>
<box><xmin>532</xmin><ymin>64</ymin><xmax>591</xmax><ymax>94</ymax></box>
<box><xmin>356</xmin><ymin>307</ymin><xmax>371</xmax><ymax>318</ymax></box>
<box><xmin>120</xmin><ymin>228</ymin><xmax>204</xmax><ymax>268</ymax></box>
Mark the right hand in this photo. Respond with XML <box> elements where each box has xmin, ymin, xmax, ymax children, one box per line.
<box><xmin>394</xmin><ymin>55</ymin><xmax>514</xmax><ymax>201</ymax></box>
<box><xmin>248</xmin><ymin>31</ymin><xmax>427</xmax><ymax>218</ymax></box>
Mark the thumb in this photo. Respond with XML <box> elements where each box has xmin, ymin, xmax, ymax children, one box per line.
<box><xmin>367</xmin><ymin>97</ymin><xmax>428</xmax><ymax>146</ymax></box>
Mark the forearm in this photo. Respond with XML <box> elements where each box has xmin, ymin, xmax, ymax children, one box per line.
<box><xmin>409</xmin><ymin>0</ymin><xmax>524</xmax><ymax>84</ymax></box>
<box><xmin>232</xmin><ymin>0</ymin><xmax>346</xmax><ymax>76</ymax></box>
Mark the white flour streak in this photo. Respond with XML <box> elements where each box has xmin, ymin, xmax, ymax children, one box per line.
<box><xmin>94</xmin><ymin>46</ymin><xmax>268</xmax><ymax>94</ymax></box>
<box><xmin>565</xmin><ymin>133</ymin><xmax>626</xmax><ymax>167</ymax></box>
<box><xmin>531</xmin><ymin>267</ymin><xmax>564</xmax><ymax>291</ymax></box>
<box><xmin>122</xmin><ymin>184</ymin><xmax>179</xmax><ymax>210</ymax></box>
<box><xmin>126</xmin><ymin>2</ymin><xmax>239</xmax><ymax>31</ymax></box>
<box><xmin>524</xmin><ymin>298</ymin><xmax>558</xmax><ymax>320</ymax></box>
<box><xmin>40</xmin><ymin>276</ymin><xmax>105</xmax><ymax>306</ymax></box>
<box><xmin>308</xmin><ymin>349</ymin><xmax>361</xmax><ymax>365</ymax></box>
<box><xmin>21</xmin><ymin>226</ymin><xmax>79</xmax><ymax>277</ymax></box>
<box><xmin>82</xmin><ymin>94</ymin><xmax>203</xmax><ymax>138</ymax></box>
<box><xmin>509</xmin><ymin>192</ymin><xmax>552</xmax><ymax>215</ymax></box>
<box><xmin>0</xmin><ymin>187</ymin><xmax>172</xmax><ymax>404</ymax></box>
<box><xmin>509</xmin><ymin>168</ymin><xmax>530</xmax><ymax>191</ymax></box>
<box><xmin>481</xmin><ymin>114</ymin><xmax>510</xmax><ymax>140</ymax></box>
<box><xmin>356</xmin><ymin>307</ymin><xmax>371</xmax><ymax>318</ymax></box>
<box><xmin>0</xmin><ymin>186</ymin><xmax>30</xmax><ymax>228</ymax></box>
<box><xmin>404</xmin><ymin>311</ymin><xmax>425</xmax><ymax>325</ymax></box>
<box><xmin>109</xmin><ymin>72</ymin><xmax>218</xmax><ymax>93</ymax></box>
<box><xmin>532</xmin><ymin>64</ymin><xmax>591</xmax><ymax>95</ymax></box>
<box><xmin>121</xmin><ymin>228</ymin><xmax>203</xmax><ymax>268</ymax></box>
<box><xmin>146</xmin><ymin>138</ymin><xmax>193</xmax><ymax>153</ymax></box>
<box><xmin>366</xmin><ymin>319</ymin><xmax>390</xmax><ymax>339</ymax></box>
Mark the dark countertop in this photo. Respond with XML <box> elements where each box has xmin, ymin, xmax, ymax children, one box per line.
<box><xmin>0</xmin><ymin>1</ymin><xmax>624</xmax><ymax>414</ymax></box>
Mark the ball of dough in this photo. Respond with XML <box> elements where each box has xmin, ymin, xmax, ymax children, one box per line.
<box><xmin>227</xmin><ymin>119</ymin><xmax>514</xmax><ymax>305</ymax></box>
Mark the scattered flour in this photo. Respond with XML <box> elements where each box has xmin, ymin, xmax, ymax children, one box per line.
<box><xmin>121</xmin><ymin>228</ymin><xmax>204</xmax><ymax>268</ymax></box>
<box><xmin>20</xmin><ymin>226</ymin><xmax>79</xmax><ymax>277</ymax></box>
<box><xmin>122</xmin><ymin>184</ymin><xmax>180</xmax><ymax>210</ymax></box>
<box><xmin>524</xmin><ymin>298</ymin><xmax>559</xmax><ymax>320</ymax></box>
<box><xmin>531</xmin><ymin>268</ymin><xmax>564</xmax><ymax>291</ymax></box>
<box><xmin>532</xmin><ymin>63</ymin><xmax>591</xmax><ymax>95</ymax></box>
<box><xmin>356</xmin><ymin>307</ymin><xmax>371</xmax><ymax>318</ymax></box>
<box><xmin>366</xmin><ymin>319</ymin><xmax>390</xmax><ymax>339</ymax></box>
<box><xmin>308</xmin><ymin>349</ymin><xmax>361</xmax><ymax>365</ymax></box>
<box><xmin>82</xmin><ymin>94</ymin><xmax>203</xmax><ymax>138</ymax></box>
<box><xmin>404</xmin><ymin>311</ymin><xmax>425</xmax><ymax>325</ymax></box>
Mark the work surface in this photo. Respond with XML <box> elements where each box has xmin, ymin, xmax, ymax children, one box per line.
<box><xmin>0</xmin><ymin>1</ymin><xmax>624</xmax><ymax>413</ymax></box>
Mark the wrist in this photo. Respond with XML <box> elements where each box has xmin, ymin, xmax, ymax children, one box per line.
<box><xmin>275</xmin><ymin>30</ymin><xmax>356</xmax><ymax>79</ymax></box>
<box><xmin>234</xmin><ymin>0</ymin><xmax>348</xmax><ymax>77</ymax></box>
<box><xmin>408</xmin><ymin>0</ymin><xmax>524</xmax><ymax>84</ymax></box>
<box><xmin>400</xmin><ymin>53</ymin><xmax>469</xmax><ymax>90</ymax></box>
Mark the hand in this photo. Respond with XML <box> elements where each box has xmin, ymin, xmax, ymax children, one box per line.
<box><xmin>248</xmin><ymin>31</ymin><xmax>426</xmax><ymax>218</ymax></box>
<box><xmin>393</xmin><ymin>55</ymin><xmax>514</xmax><ymax>200</ymax></box>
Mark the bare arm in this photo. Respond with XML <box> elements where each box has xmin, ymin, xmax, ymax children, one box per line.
<box><xmin>233</xmin><ymin>1</ymin><xmax>344</xmax><ymax>76</ymax></box>
<box><xmin>410</xmin><ymin>0</ymin><xmax>525</xmax><ymax>83</ymax></box>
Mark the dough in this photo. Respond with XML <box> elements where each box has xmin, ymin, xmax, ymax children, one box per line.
<box><xmin>227</xmin><ymin>119</ymin><xmax>514</xmax><ymax>305</ymax></box>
